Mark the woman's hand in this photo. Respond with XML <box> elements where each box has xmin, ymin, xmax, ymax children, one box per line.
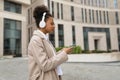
<box><xmin>62</xmin><ymin>47</ymin><xmax>73</xmax><ymax>54</ymax></box>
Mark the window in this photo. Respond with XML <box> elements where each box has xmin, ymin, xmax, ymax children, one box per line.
<box><xmin>103</xmin><ymin>11</ymin><xmax>106</xmax><ymax>24</ymax></box>
<box><xmin>91</xmin><ymin>0</ymin><xmax>93</xmax><ymax>6</ymax></box>
<box><xmin>114</xmin><ymin>0</ymin><xmax>118</xmax><ymax>9</ymax></box>
<box><xmin>28</xmin><ymin>9</ymin><xmax>30</xmax><ymax>24</ymax></box>
<box><xmin>117</xmin><ymin>28</ymin><xmax>120</xmax><ymax>51</ymax></box>
<box><xmin>84</xmin><ymin>0</ymin><xmax>86</xmax><ymax>5</ymax></box>
<box><xmin>92</xmin><ymin>10</ymin><xmax>95</xmax><ymax>23</ymax></box>
<box><xmin>4</xmin><ymin>0</ymin><xmax>21</xmax><ymax>14</ymax></box>
<box><xmin>49</xmin><ymin>32</ymin><xmax>55</xmax><ymax>46</ymax></box>
<box><xmin>4</xmin><ymin>18</ymin><xmax>21</xmax><ymax>56</ymax></box>
<box><xmin>72</xmin><ymin>25</ymin><xmax>76</xmax><ymax>45</ymax></box>
<box><xmin>58</xmin><ymin>24</ymin><xmax>64</xmax><ymax>47</ymax></box>
<box><xmin>81</xmin><ymin>0</ymin><xmax>83</xmax><ymax>4</ymax></box>
<box><xmin>85</xmin><ymin>9</ymin><xmax>87</xmax><ymax>23</ymax></box>
<box><xmin>47</xmin><ymin>0</ymin><xmax>50</xmax><ymax>10</ymax></box>
<box><xmin>81</xmin><ymin>8</ymin><xmax>84</xmax><ymax>23</ymax></box>
<box><xmin>89</xmin><ymin>9</ymin><xmax>92</xmax><ymax>23</ymax></box>
<box><xmin>102</xmin><ymin>0</ymin><xmax>105</xmax><ymax>7</ymax></box>
<box><xmin>88</xmin><ymin>0</ymin><xmax>90</xmax><ymax>6</ymax></box>
<box><xmin>105</xmin><ymin>0</ymin><xmax>108</xmax><ymax>8</ymax></box>
<box><xmin>96</xmin><ymin>10</ymin><xmax>99</xmax><ymax>24</ymax></box>
<box><xmin>61</xmin><ymin>4</ymin><xmax>63</xmax><ymax>19</ymax></box>
<box><xmin>28</xmin><ymin>8</ymin><xmax>32</xmax><ymax>24</ymax></box>
<box><xmin>57</xmin><ymin>3</ymin><xmax>59</xmax><ymax>19</ymax></box>
<box><xmin>51</xmin><ymin>1</ymin><xmax>54</xmax><ymax>17</ymax></box>
<box><xmin>99</xmin><ymin>11</ymin><xmax>102</xmax><ymax>24</ymax></box>
<box><xmin>106</xmin><ymin>11</ymin><xmax>109</xmax><ymax>24</ymax></box>
<box><xmin>71</xmin><ymin>6</ymin><xmax>74</xmax><ymax>21</ymax></box>
<box><xmin>98</xmin><ymin>0</ymin><xmax>101</xmax><ymax>7</ymax></box>
<box><xmin>115</xmin><ymin>12</ymin><xmax>119</xmax><ymax>24</ymax></box>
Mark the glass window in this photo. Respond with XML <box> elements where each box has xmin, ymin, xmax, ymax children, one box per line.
<box><xmin>103</xmin><ymin>11</ymin><xmax>106</xmax><ymax>24</ymax></box>
<box><xmin>99</xmin><ymin>11</ymin><xmax>102</xmax><ymax>24</ymax></box>
<box><xmin>72</xmin><ymin>25</ymin><xmax>76</xmax><ymax>45</ymax></box>
<box><xmin>28</xmin><ymin>9</ymin><xmax>30</xmax><ymax>24</ymax></box>
<box><xmin>58</xmin><ymin>24</ymin><xmax>64</xmax><ymax>47</ymax></box>
<box><xmin>57</xmin><ymin>3</ymin><xmax>59</xmax><ymax>19</ymax></box>
<box><xmin>91</xmin><ymin>0</ymin><xmax>93</xmax><ymax>6</ymax></box>
<box><xmin>71</xmin><ymin>6</ymin><xmax>74</xmax><ymax>21</ymax></box>
<box><xmin>88</xmin><ymin>0</ymin><xmax>90</xmax><ymax>6</ymax></box>
<box><xmin>81</xmin><ymin>8</ymin><xmax>84</xmax><ymax>23</ymax></box>
<box><xmin>51</xmin><ymin>1</ymin><xmax>54</xmax><ymax>17</ymax></box>
<box><xmin>49</xmin><ymin>32</ymin><xmax>55</xmax><ymax>46</ymax></box>
<box><xmin>61</xmin><ymin>4</ymin><xmax>63</xmax><ymax>19</ymax></box>
<box><xmin>96</xmin><ymin>10</ymin><xmax>99</xmax><ymax>24</ymax></box>
<box><xmin>85</xmin><ymin>9</ymin><xmax>87</xmax><ymax>23</ymax></box>
<box><xmin>4</xmin><ymin>0</ymin><xmax>21</xmax><ymax>14</ymax></box>
<box><xmin>89</xmin><ymin>9</ymin><xmax>92</xmax><ymax>23</ymax></box>
<box><xmin>114</xmin><ymin>0</ymin><xmax>118</xmax><ymax>9</ymax></box>
<box><xmin>117</xmin><ymin>28</ymin><xmax>120</xmax><ymax>51</ymax></box>
<box><xmin>84</xmin><ymin>0</ymin><xmax>86</xmax><ymax>5</ymax></box>
<box><xmin>4</xmin><ymin>18</ymin><xmax>21</xmax><ymax>56</ymax></box>
<box><xmin>92</xmin><ymin>10</ymin><xmax>95</xmax><ymax>23</ymax></box>
<box><xmin>115</xmin><ymin>12</ymin><xmax>119</xmax><ymax>24</ymax></box>
<box><xmin>81</xmin><ymin>0</ymin><xmax>83</xmax><ymax>4</ymax></box>
<box><xmin>106</xmin><ymin>11</ymin><xmax>109</xmax><ymax>24</ymax></box>
<box><xmin>47</xmin><ymin>0</ymin><xmax>50</xmax><ymax>10</ymax></box>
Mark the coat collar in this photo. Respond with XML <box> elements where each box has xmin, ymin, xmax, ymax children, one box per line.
<box><xmin>33</xmin><ymin>29</ymin><xmax>49</xmax><ymax>40</ymax></box>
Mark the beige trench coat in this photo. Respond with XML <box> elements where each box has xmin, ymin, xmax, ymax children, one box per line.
<box><xmin>28</xmin><ymin>30</ymin><xmax>68</xmax><ymax>80</ymax></box>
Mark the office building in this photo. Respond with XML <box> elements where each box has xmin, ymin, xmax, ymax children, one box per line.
<box><xmin>0</xmin><ymin>0</ymin><xmax>30</xmax><ymax>57</ymax></box>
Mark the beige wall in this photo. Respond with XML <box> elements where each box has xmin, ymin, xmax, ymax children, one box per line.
<box><xmin>0</xmin><ymin>17</ymin><xmax>4</xmax><ymax>57</ymax></box>
<box><xmin>63</xmin><ymin>5</ymin><xmax>71</xmax><ymax>21</ymax></box>
<box><xmin>0</xmin><ymin>0</ymin><xmax>4</xmax><ymax>57</ymax></box>
<box><xmin>110</xmin><ymin>27</ymin><xmax>119</xmax><ymax>50</ymax></box>
<box><xmin>21</xmin><ymin>21</ymin><xmax>28</xmax><ymax>57</ymax></box>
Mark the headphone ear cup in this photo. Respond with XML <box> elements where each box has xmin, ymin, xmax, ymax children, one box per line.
<box><xmin>39</xmin><ymin>21</ymin><xmax>46</xmax><ymax>28</ymax></box>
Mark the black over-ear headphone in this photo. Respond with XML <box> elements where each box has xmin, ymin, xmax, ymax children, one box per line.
<box><xmin>39</xmin><ymin>12</ymin><xmax>46</xmax><ymax>28</ymax></box>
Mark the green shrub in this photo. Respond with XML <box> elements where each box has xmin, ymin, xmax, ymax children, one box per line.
<box><xmin>72</xmin><ymin>46</ymin><xmax>82</xmax><ymax>54</ymax></box>
<box><xmin>55</xmin><ymin>47</ymin><xmax>63</xmax><ymax>52</ymax></box>
<box><xmin>55</xmin><ymin>45</ymin><xmax>82</xmax><ymax>54</ymax></box>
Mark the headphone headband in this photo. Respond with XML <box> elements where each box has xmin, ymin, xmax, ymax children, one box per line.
<box><xmin>39</xmin><ymin>12</ymin><xmax>46</xmax><ymax>28</ymax></box>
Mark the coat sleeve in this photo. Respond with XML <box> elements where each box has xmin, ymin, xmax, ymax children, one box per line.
<box><xmin>29</xmin><ymin>39</ymin><xmax>68</xmax><ymax>72</ymax></box>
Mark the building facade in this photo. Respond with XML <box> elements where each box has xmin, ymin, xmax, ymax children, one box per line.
<box><xmin>28</xmin><ymin>0</ymin><xmax>120</xmax><ymax>52</ymax></box>
<box><xmin>0</xmin><ymin>0</ymin><xmax>30</xmax><ymax>57</ymax></box>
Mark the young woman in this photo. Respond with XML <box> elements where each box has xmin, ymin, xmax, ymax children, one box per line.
<box><xmin>28</xmin><ymin>5</ymin><xmax>73</xmax><ymax>80</ymax></box>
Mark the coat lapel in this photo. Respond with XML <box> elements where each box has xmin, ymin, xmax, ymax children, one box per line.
<box><xmin>42</xmin><ymin>39</ymin><xmax>54</xmax><ymax>58</ymax></box>
<box><xmin>33</xmin><ymin>30</ymin><xmax>56</xmax><ymax>58</ymax></box>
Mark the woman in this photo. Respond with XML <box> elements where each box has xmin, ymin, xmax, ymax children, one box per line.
<box><xmin>28</xmin><ymin>5</ymin><xmax>73</xmax><ymax>80</ymax></box>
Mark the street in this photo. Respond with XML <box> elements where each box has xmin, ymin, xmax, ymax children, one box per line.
<box><xmin>0</xmin><ymin>58</ymin><xmax>120</xmax><ymax>80</ymax></box>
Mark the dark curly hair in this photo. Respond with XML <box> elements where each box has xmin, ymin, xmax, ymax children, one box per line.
<box><xmin>33</xmin><ymin>5</ymin><xmax>52</xmax><ymax>28</ymax></box>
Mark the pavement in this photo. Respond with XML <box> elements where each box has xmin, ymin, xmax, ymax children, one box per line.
<box><xmin>0</xmin><ymin>57</ymin><xmax>120</xmax><ymax>80</ymax></box>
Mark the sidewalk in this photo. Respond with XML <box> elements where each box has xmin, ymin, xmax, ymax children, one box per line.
<box><xmin>0</xmin><ymin>57</ymin><xmax>120</xmax><ymax>80</ymax></box>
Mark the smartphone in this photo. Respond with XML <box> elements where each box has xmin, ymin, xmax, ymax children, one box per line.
<box><xmin>69</xmin><ymin>45</ymin><xmax>76</xmax><ymax>48</ymax></box>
